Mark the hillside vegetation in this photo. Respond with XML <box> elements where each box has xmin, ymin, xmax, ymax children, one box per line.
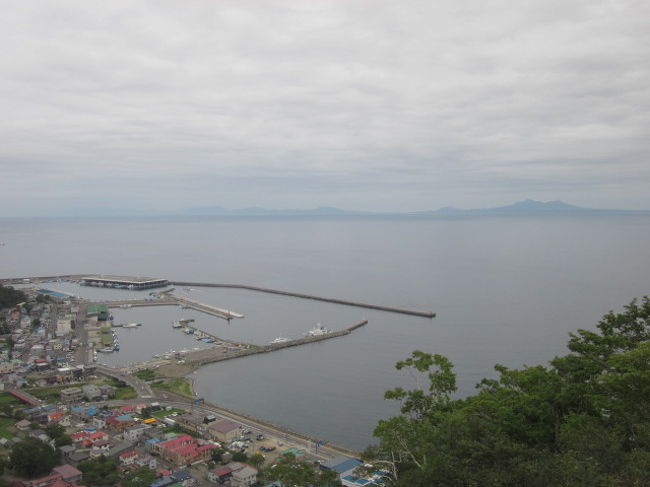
<box><xmin>369</xmin><ymin>297</ymin><xmax>650</xmax><ymax>486</ymax></box>
<box><xmin>0</xmin><ymin>284</ymin><xmax>26</xmax><ymax>311</ymax></box>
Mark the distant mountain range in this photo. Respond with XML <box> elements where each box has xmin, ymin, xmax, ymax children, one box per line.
<box><xmin>181</xmin><ymin>200</ymin><xmax>648</xmax><ymax>217</ymax></box>
<box><xmin>180</xmin><ymin>206</ymin><xmax>363</xmax><ymax>216</ymax></box>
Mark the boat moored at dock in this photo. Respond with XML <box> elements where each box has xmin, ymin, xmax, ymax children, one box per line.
<box><xmin>306</xmin><ymin>323</ymin><xmax>331</xmax><ymax>337</ymax></box>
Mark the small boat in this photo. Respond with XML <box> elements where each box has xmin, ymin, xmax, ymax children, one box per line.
<box><xmin>270</xmin><ymin>337</ymin><xmax>290</xmax><ymax>344</ymax></box>
<box><xmin>123</xmin><ymin>322</ymin><xmax>141</xmax><ymax>328</ymax></box>
<box><xmin>172</xmin><ymin>321</ymin><xmax>183</xmax><ymax>328</ymax></box>
<box><xmin>183</xmin><ymin>327</ymin><xmax>194</xmax><ymax>334</ymax></box>
<box><xmin>97</xmin><ymin>348</ymin><xmax>114</xmax><ymax>353</ymax></box>
<box><xmin>306</xmin><ymin>323</ymin><xmax>331</xmax><ymax>337</ymax></box>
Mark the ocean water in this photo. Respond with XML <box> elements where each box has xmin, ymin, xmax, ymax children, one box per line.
<box><xmin>1</xmin><ymin>215</ymin><xmax>649</xmax><ymax>449</ymax></box>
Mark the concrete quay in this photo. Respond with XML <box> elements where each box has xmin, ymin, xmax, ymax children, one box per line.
<box><xmin>185</xmin><ymin>319</ymin><xmax>368</xmax><ymax>367</ymax></box>
<box><xmin>172</xmin><ymin>281</ymin><xmax>436</xmax><ymax>318</ymax></box>
<box><xmin>166</xmin><ymin>293</ymin><xmax>244</xmax><ymax>320</ymax></box>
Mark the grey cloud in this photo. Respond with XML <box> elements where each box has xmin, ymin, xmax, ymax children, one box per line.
<box><xmin>1</xmin><ymin>0</ymin><xmax>649</xmax><ymax>215</ymax></box>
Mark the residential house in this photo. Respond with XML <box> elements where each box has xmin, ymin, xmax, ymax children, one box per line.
<box><xmin>231</xmin><ymin>465</ymin><xmax>258</xmax><ymax>487</ymax></box>
<box><xmin>89</xmin><ymin>439</ymin><xmax>111</xmax><ymax>457</ymax></box>
<box><xmin>82</xmin><ymin>384</ymin><xmax>102</xmax><ymax>401</ymax></box>
<box><xmin>123</xmin><ymin>423</ymin><xmax>151</xmax><ymax>442</ymax></box>
<box><xmin>119</xmin><ymin>450</ymin><xmax>138</xmax><ymax>467</ymax></box>
<box><xmin>135</xmin><ymin>454</ymin><xmax>157</xmax><ymax>470</ymax></box>
<box><xmin>106</xmin><ymin>413</ymin><xmax>136</xmax><ymax>431</ymax></box>
<box><xmin>60</xmin><ymin>387</ymin><xmax>83</xmax><ymax>404</ymax></box>
<box><xmin>155</xmin><ymin>434</ymin><xmax>217</xmax><ymax>467</ymax></box>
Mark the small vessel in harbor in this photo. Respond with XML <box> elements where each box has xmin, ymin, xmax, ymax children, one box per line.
<box><xmin>172</xmin><ymin>321</ymin><xmax>183</xmax><ymax>328</ymax></box>
<box><xmin>306</xmin><ymin>323</ymin><xmax>331</xmax><ymax>337</ymax></box>
<box><xmin>123</xmin><ymin>322</ymin><xmax>141</xmax><ymax>328</ymax></box>
<box><xmin>270</xmin><ymin>337</ymin><xmax>290</xmax><ymax>344</ymax></box>
<box><xmin>97</xmin><ymin>348</ymin><xmax>114</xmax><ymax>353</ymax></box>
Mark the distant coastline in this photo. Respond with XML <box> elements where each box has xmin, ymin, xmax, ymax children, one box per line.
<box><xmin>3</xmin><ymin>199</ymin><xmax>649</xmax><ymax>219</ymax></box>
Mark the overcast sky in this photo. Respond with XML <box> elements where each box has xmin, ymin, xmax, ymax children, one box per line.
<box><xmin>1</xmin><ymin>0</ymin><xmax>649</xmax><ymax>216</ymax></box>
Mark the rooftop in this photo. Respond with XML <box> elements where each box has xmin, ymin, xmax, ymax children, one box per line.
<box><xmin>82</xmin><ymin>274</ymin><xmax>167</xmax><ymax>284</ymax></box>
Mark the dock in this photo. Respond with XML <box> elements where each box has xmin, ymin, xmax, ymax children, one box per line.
<box><xmin>167</xmin><ymin>294</ymin><xmax>244</xmax><ymax>320</ymax></box>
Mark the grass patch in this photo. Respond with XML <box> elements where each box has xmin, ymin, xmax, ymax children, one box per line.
<box><xmin>150</xmin><ymin>408</ymin><xmax>185</xmax><ymax>419</ymax></box>
<box><xmin>29</xmin><ymin>384</ymin><xmax>87</xmax><ymax>400</ymax></box>
<box><xmin>151</xmin><ymin>378</ymin><xmax>193</xmax><ymax>397</ymax></box>
<box><xmin>133</xmin><ymin>369</ymin><xmax>156</xmax><ymax>381</ymax></box>
<box><xmin>114</xmin><ymin>386</ymin><xmax>137</xmax><ymax>400</ymax></box>
<box><xmin>0</xmin><ymin>417</ymin><xmax>16</xmax><ymax>439</ymax></box>
<box><xmin>0</xmin><ymin>393</ymin><xmax>21</xmax><ymax>405</ymax></box>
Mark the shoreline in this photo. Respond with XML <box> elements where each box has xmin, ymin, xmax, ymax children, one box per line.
<box><xmin>169</xmin><ymin>383</ymin><xmax>362</xmax><ymax>459</ymax></box>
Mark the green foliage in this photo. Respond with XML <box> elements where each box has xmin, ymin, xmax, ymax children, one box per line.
<box><xmin>121</xmin><ymin>466</ymin><xmax>156</xmax><ymax>487</ymax></box>
<box><xmin>78</xmin><ymin>457</ymin><xmax>120</xmax><ymax>486</ymax></box>
<box><xmin>211</xmin><ymin>449</ymin><xmax>224</xmax><ymax>463</ymax></box>
<box><xmin>9</xmin><ymin>437</ymin><xmax>60</xmax><ymax>477</ymax></box>
<box><xmin>0</xmin><ymin>284</ymin><xmax>26</xmax><ymax>310</ymax></box>
<box><xmin>231</xmin><ymin>450</ymin><xmax>248</xmax><ymax>462</ymax></box>
<box><xmin>261</xmin><ymin>454</ymin><xmax>341</xmax><ymax>487</ymax></box>
<box><xmin>370</xmin><ymin>297</ymin><xmax>650</xmax><ymax>486</ymax></box>
<box><xmin>249</xmin><ymin>452</ymin><xmax>265</xmax><ymax>467</ymax></box>
<box><xmin>133</xmin><ymin>369</ymin><xmax>156</xmax><ymax>381</ymax></box>
<box><xmin>45</xmin><ymin>422</ymin><xmax>72</xmax><ymax>446</ymax></box>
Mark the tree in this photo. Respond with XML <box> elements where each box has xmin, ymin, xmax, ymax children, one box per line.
<box><xmin>9</xmin><ymin>437</ymin><xmax>60</xmax><ymax>477</ymax></box>
<box><xmin>260</xmin><ymin>454</ymin><xmax>341</xmax><ymax>487</ymax></box>
<box><xmin>231</xmin><ymin>450</ymin><xmax>248</xmax><ymax>462</ymax></box>
<box><xmin>249</xmin><ymin>452</ymin><xmax>265</xmax><ymax>468</ymax></box>
<box><xmin>121</xmin><ymin>467</ymin><xmax>156</xmax><ymax>487</ymax></box>
<box><xmin>0</xmin><ymin>284</ymin><xmax>26</xmax><ymax>310</ymax></box>
<box><xmin>78</xmin><ymin>457</ymin><xmax>120</xmax><ymax>486</ymax></box>
<box><xmin>211</xmin><ymin>448</ymin><xmax>224</xmax><ymax>463</ymax></box>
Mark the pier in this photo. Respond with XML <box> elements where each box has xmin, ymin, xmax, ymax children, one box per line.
<box><xmin>166</xmin><ymin>293</ymin><xmax>244</xmax><ymax>320</ymax></box>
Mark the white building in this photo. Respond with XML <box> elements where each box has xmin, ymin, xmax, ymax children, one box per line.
<box><xmin>231</xmin><ymin>466</ymin><xmax>258</xmax><ymax>487</ymax></box>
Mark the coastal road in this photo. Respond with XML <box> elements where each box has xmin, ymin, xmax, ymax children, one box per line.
<box><xmin>156</xmin><ymin>390</ymin><xmax>358</xmax><ymax>460</ymax></box>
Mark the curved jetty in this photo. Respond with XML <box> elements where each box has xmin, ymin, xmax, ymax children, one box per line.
<box><xmin>172</xmin><ymin>281</ymin><xmax>435</xmax><ymax>318</ymax></box>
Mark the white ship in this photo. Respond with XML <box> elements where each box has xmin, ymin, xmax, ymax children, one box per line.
<box><xmin>123</xmin><ymin>322</ymin><xmax>141</xmax><ymax>328</ymax></box>
<box><xmin>270</xmin><ymin>337</ymin><xmax>290</xmax><ymax>344</ymax></box>
<box><xmin>306</xmin><ymin>323</ymin><xmax>331</xmax><ymax>337</ymax></box>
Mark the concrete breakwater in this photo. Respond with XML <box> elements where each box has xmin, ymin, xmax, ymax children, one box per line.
<box><xmin>173</xmin><ymin>281</ymin><xmax>436</xmax><ymax>318</ymax></box>
<box><xmin>184</xmin><ymin>319</ymin><xmax>369</xmax><ymax>367</ymax></box>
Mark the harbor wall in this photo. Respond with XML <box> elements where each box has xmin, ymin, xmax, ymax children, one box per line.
<box><xmin>172</xmin><ymin>282</ymin><xmax>435</xmax><ymax>318</ymax></box>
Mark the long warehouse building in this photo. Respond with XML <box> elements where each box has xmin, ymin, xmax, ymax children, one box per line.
<box><xmin>81</xmin><ymin>275</ymin><xmax>169</xmax><ymax>290</ymax></box>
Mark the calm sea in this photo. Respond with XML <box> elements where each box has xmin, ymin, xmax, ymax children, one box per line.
<box><xmin>2</xmin><ymin>215</ymin><xmax>649</xmax><ymax>449</ymax></box>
